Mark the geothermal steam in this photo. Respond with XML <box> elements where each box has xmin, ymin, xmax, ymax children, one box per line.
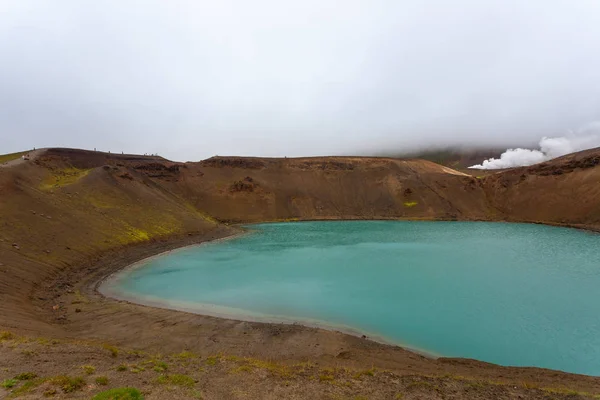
<box><xmin>470</xmin><ymin>122</ymin><xmax>600</xmax><ymax>169</ymax></box>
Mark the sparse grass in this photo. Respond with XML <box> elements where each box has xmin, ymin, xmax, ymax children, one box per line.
<box><xmin>0</xmin><ymin>151</ymin><xmax>28</xmax><ymax>164</ymax></box>
<box><xmin>406</xmin><ymin>380</ymin><xmax>434</xmax><ymax>390</ymax></box>
<box><xmin>71</xmin><ymin>290</ymin><xmax>89</xmax><ymax>305</ymax></box>
<box><xmin>103</xmin><ymin>344</ymin><xmax>119</xmax><ymax>358</ymax></box>
<box><xmin>205</xmin><ymin>356</ymin><xmax>219</xmax><ymax>366</ymax></box>
<box><xmin>20</xmin><ymin>349</ymin><xmax>36</xmax><ymax>356</ymax></box>
<box><xmin>191</xmin><ymin>389</ymin><xmax>204</xmax><ymax>399</ymax></box>
<box><xmin>229</xmin><ymin>365</ymin><xmax>253</xmax><ymax>374</ymax></box>
<box><xmin>1</xmin><ymin>379</ymin><xmax>18</xmax><ymax>389</ymax></box>
<box><xmin>95</xmin><ymin>376</ymin><xmax>109</xmax><ymax>386</ymax></box>
<box><xmin>173</xmin><ymin>350</ymin><xmax>197</xmax><ymax>360</ymax></box>
<box><xmin>127</xmin><ymin>350</ymin><xmax>145</xmax><ymax>358</ymax></box>
<box><xmin>403</xmin><ymin>201</ymin><xmax>418</xmax><ymax>207</ymax></box>
<box><xmin>92</xmin><ymin>387</ymin><xmax>144</xmax><ymax>400</ymax></box>
<box><xmin>9</xmin><ymin>378</ymin><xmax>46</xmax><ymax>397</ymax></box>
<box><xmin>36</xmin><ymin>337</ymin><xmax>51</xmax><ymax>346</ymax></box>
<box><xmin>14</xmin><ymin>372</ymin><xmax>38</xmax><ymax>380</ymax></box>
<box><xmin>130</xmin><ymin>365</ymin><xmax>145</xmax><ymax>374</ymax></box>
<box><xmin>0</xmin><ymin>331</ymin><xmax>15</xmax><ymax>341</ymax></box>
<box><xmin>242</xmin><ymin>357</ymin><xmax>292</xmax><ymax>377</ymax></box>
<box><xmin>40</xmin><ymin>167</ymin><xmax>91</xmax><ymax>190</ymax></box>
<box><xmin>152</xmin><ymin>361</ymin><xmax>168</xmax><ymax>373</ymax></box>
<box><xmin>155</xmin><ymin>374</ymin><xmax>195</xmax><ymax>387</ymax></box>
<box><xmin>82</xmin><ymin>365</ymin><xmax>96</xmax><ymax>375</ymax></box>
<box><xmin>319</xmin><ymin>373</ymin><xmax>335</xmax><ymax>382</ymax></box>
<box><xmin>353</xmin><ymin>368</ymin><xmax>376</xmax><ymax>379</ymax></box>
<box><xmin>48</xmin><ymin>375</ymin><xmax>86</xmax><ymax>393</ymax></box>
<box><xmin>116</xmin><ymin>364</ymin><xmax>128</xmax><ymax>372</ymax></box>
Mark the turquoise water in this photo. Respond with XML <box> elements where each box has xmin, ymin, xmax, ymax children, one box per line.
<box><xmin>107</xmin><ymin>221</ymin><xmax>600</xmax><ymax>376</ymax></box>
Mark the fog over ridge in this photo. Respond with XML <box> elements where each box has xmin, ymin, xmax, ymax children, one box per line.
<box><xmin>470</xmin><ymin>122</ymin><xmax>600</xmax><ymax>169</ymax></box>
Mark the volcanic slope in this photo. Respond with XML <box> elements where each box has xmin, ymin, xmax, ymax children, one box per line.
<box><xmin>167</xmin><ymin>155</ymin><xmax>494</xmax><ymax>222</ymax></box>
<box><xmin>483</xmin><ymin>147</ymin><xmax>600</xmax><ymax>231</ymax></box>
<box><xmin>1</xmin><ymin>147</ymin><xmax>600</xmax><ymax>399</ymax></box>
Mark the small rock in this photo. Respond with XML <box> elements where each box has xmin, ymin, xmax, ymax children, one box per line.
<box><xmin>75</xmin><ymin>308</ymin><xmax>81</xmax><ymax>313</ymax></box>
<box><xmin>0</xmin><ymin>262</ymin><xmax>3</xmax><ymax>266</ymax></box>
<box><xmin>65</xmin><ymin>246</ymin><xmax>71</xmax><ymax>250</ymax></box>
<box><xmin>44</xmin><ymin>250</ymin><xmax>51</xmax><ymax>254</ymax></box>
<box><xmin>46</xmin><ymin>215</ymin><xmax>52</xmax><ymax>219</ymax></box>
<box><xmin>361</xmin><ymin>335</ymin><xmax>367</xmax><ymax>339</ymax></box>
<box><xmin>52</xmin><ymin>304</ymin><xmax>60</xmax><ymax>311</ymax></box>
<box><xmin>12</xmin><ymin>243</ymin><xmax>20</xmax><ymax>250</ymax></box>
<box><xmin>31</xmin><ymin>210</ymin><xmax>36</xmax><ymax>214</ymax></box>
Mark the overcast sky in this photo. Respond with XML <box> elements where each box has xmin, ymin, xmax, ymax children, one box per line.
<box><xmin>1</xmin><ymin>1</ymin><xmax>600</xmax><ymax>161</ymax></box>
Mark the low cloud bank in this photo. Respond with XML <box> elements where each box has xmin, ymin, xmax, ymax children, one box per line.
<box><xmin>469</xmin><ymin>123</ymin><xmax>600</xmax><ymax>169</ymax></box>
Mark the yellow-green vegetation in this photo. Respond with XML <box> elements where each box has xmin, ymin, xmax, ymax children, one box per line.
<box><xmin>8</xmin><ymin>378</ymin><xmax>47</xmax><ymax>397</ymax></box>
<box><xmin>152</xmin><ymin>361</ymin><xmax>168</xmax><ymax>373</ymax></box>
<box><xmin>35</xmin><ymin>337</ymin><xmax>59</xmax><ymax>346</ymax></box>
<box><xmin>82</xmin><ymin>365</ymin><xmax>96</xmax><ymax>375</ymax></box>
<box><xmin>48</xmin><ymin>375</ymin><xmax>86</xmax><ymax>393</ymax></box>
<box><xmin>71</xmin><ymin>290</ymin><xmax>89</xmax><ymax>305</ymax></box>
<box><xmin>92</xmin><ymin>387</ymin><xmax>144</xmax><ymax>400</ymax></box>
<box><xmin>173</xmin><ymin>350</ymin><xmax>197</xmax><ymax>360</ymax></box>
<box><xmin>124</xmin><ymin>228</ymin><xmax>150</xmax><ymax>242</ymax></box>
<box><xmin>353</xmin><ymin>368</ymin><xmax>376</xmax><ymax>380</ymax></box>
<box><xmin>103</xmin><ymin>344</ymin><xmax>119</xmax><ymax>358</ymax></box>
<box><xmin>237</xmin><ymin>357</ymin><xmax>291</xmax><ymax>378</ymax></box>
<box><xmin>114</xmin><ymin>221</ymin><xmax>180</xmax><ymax>245</ymax></box>
<box><xmin>229</xmin><ymin>365</ymin><xmax>253</xmax><ymax>374</ymax></box>
<box><xmin>205</xmin><ymin>356</ymin><xmax>219</xmax><ymax>366</ymax></box>
<box><xmin>155</xmin><ymin>374</ymin><xmax>195</xmax><ymax>387</ymax></box>
<box><xmin>0</xmin><ymin>151</ymin><xmax>28</xmax><ymax>164</ymax></box>
<box><xmin>319</xmin><ymin>373</ymin><xmax>335</xmax><ymax>382</ymax></box>
<box><xmin>95</xmin><ymin>376</ymin><xmax>109</xmax><ymax>386</ymax></box>
<box><xmin>40</xmin><ymin>167</ymin><xmax>91</xmax><ymax>190</ymax></box>
<box><xmin>0</xmin><ymin>331</ymin><xmax>15</xmax><ymax>341</ymax></box>
<box><xmin>130</xmin><ymin>365</ymin><xmax>145</xmax><ymax>373</ymax></box>
<box><xmin>403</xmin><ymin>201</ymin><xmax>418</xmax><ymax>207</ymax></box>
<box><xmin>116</xmin><ymin>364</ymin><xmax>128</xmax><ymax>372</ymax></box>
<box><xmin>1</xmin><ymin>379</ymin><xmax>17</xmax><ymax>388</ymax></box>
<box><xmin>14</xmin><ymin>372</ymin><xmax>37</xmax><ymax>380</ymax></box>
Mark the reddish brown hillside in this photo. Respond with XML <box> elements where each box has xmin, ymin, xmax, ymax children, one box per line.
<box><xmin>484</xmin><ymin>147</ymin><xmax>600</xmax><ymax>231</ymax></box>
<box><xmin>1</xmin><ymin>148</ymin><xmax>600</xmax><ymax>397</ymax></box>
<box><xmin>163</xmin><ymin>156</ymin><xmax>493</xmax><ymax>223</ymax></box>
<box><xmin>0</xmin><ymin>149</ymin><xmax>229</xmax><ymax>333</ymax></box>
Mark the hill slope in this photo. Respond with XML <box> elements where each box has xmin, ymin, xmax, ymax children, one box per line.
<box><xmin>483</xmin><ymin>147</ymin><xmax>600</xmax><ymax>230</ymax></box>
<box><xmin>1</xmin><ymin>147</ymin><xmax>600</xmax><ymax>398</ymax></box>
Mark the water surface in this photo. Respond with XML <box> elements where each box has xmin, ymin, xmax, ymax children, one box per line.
<box><xmin>104</xmin><ymin>221</ymin><xmax>600</xmax><ymax>375</ymax></box>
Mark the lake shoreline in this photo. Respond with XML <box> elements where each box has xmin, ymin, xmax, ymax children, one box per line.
<box><xmin>96</xmin><ymin>220</ymin><xmax>600</xmax><ymax>376</ymax></box>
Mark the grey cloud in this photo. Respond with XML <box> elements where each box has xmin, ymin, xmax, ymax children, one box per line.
<box><xmin>1</xmin><ymin>0</ymin><xmax>600</xmax><ymax>160</ymax></box>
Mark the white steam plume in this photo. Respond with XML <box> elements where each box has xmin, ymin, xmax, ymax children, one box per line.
<box><xmin>469</xmin><ymin>122</ymin><xmax>600</xmax><ymax>169</ymax></box>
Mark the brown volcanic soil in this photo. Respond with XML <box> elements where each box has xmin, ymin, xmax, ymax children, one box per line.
<box><xmin>483</xmin><ymin>148</ymin><xmax>600</xmax><ymax>231</ymax></box>
<box><xmin>1</xmin><ymin>147</ymin><xmax>600</xmax><ymax>399</ymax></box>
